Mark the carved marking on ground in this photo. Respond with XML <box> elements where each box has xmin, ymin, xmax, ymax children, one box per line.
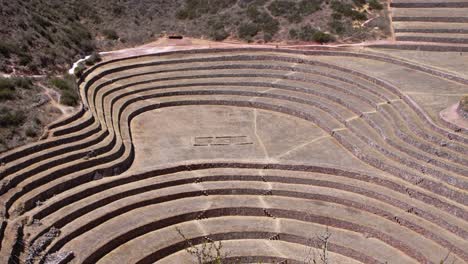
<box><xmin>193</xmin><ymin>136</ymin><xmax>253</xmax><ymax>147</ymax></box>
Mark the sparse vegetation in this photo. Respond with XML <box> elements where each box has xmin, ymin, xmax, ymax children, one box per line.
<box><xmin>0</xmin><ymin>107</ymin><xmax>26</xmax><ymax>127</ymax></box>
<box><xmin>50</xmin><ymin>75</ymin><xmax>80</xmax><ymax>106</ymax></box>
<box><xmin>74</xmin><ymin>62</ymin><xmax>87</xmax><ymax>78</ymax></box>
<box><xmin>238</xmin><ymin>22</ymin><xmax>259</xmax><ymax>41</ymax></box>
<box><xmin>289</xmin><ymin>25</ymin><xmax>335</xmax><ymax>43</ymax></box>
<box><xmin>460</xmin><ymin>95</ymin><xmax>468</xmax><ymax>114</ymax></box>
<box><xmin>85</xmin><ymin>52</ymin><xmax>102</xmax><ymax>66</ymax></box>
<box><xmin>368</xmin><ymin>0</ymin><xmax>384</xmax><ymax>10</ymax></box>
<box><xmin>176</xmin><ymin>0</ymin><xmax>236</xmax><ymax>20</ymax></box>
<box><xmin>102</xmin><ymin>29</ymin><xmax>119</xmax><ymax>40</ymax></box>
<box><xmin>0</xmin><ymin>77</ymin><xmax>34</xmax><ymax>101</ymax></box>
<box><xmin>176</xmin><ymin>227</ymin><xmax>225</xmax><ymax>264</ymax></box>
<box><xmin>268</xmin><ymin>0</ymin><xmax>323</xmax><ymax>23</ymax></box>
<box><xmin>331</xmin><ymin>0</ymin><xmax>367</xmax><ymax>21</ymax></box>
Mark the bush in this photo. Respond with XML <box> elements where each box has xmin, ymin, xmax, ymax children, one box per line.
<box><xmin>0</xmin><ymin>41</ymin><xmax>17</xmax><ymax>58</ymax></box>
<box><xmin>12</xmin><ymin>77</ymin><xmax>33</xmax><ymax>90</ymax></box>
<box><xmin>0</xmin><ymin>108</ymin><xmax>26</xmax><ymax>127</ymax></box>
<box><xmin>0</xmin><ymin>78</ymin><xmax>15</xmax><ymax>91</ymax></box>
<box><xmin>331</xmin><ymin>0</ymin><xmax>367</xmax><ymax>20</ymax></box>
<box><xmin>268</xmin><ymin>0</ymin><xmax>323</xmax><ymax>22</ymax></box>
<box><xmin>368</xmin><ymin>0</ymin><xmax>383</xmax><ymax>10</ymax></box>
<box><xmin>25</xmin><ymin>127</ymin><xmax>38</xmax><ymax>137</ymax></box>
<box><xmin>460</xmin><ymin>95</ymin><xmax>468</xmax><ymax>112</ymax></box>
<box><xmin>208</xmin><ymin>18</ymin><xmax>229</xmax><ymax>41</ymax></box>
<box><xmin>238</xmin><ymin>22</ymin><xmax>259</xmax><ymax>40</ymax></box>
<box><xmin>0</xmin><ymin>88</ymin><xmax>15</xmax><ymax>101</ymax></box>
<box><xmin>61</xmin><ymin>90</ymin><xmax>79</xmax><ymax>106</ymax></box>
<box><xmin>289</xmin><ymin>25</ymin><xmax>334</xmax><ymax>43</ymax></box>
<box><xmin>313</xmin><ymin>31</ymin><xmax>335</xmax><ymax>43</ymax></box>
<box><xmin>50</xmin><ymin>77</ymin><xmax>72</xmax><ymax>91</ymax></box>
<box><xmin>299</xmin><ymin>25</ymin><xmax>317</xmax><ymax>41</ymax></box>
<box><xmin>102</xmin><ymin>29</ymin><xmax>119</xmax><ymax>40</ymax></box>
<box><xmin>176</xmin><ymin>0</ymin><xmax>236</xmax><ymax>20</ymax></box>
<box><xmin>74</xmin><ymin>62</ymin><xmax>86</xmax><ymax>78</ymax></box>
<box><xmin>246</xmin><ymin>6</ymin><xmax>280</xmax><ymax>38</ymax></box>
<box><xmin>0</xmin><ymin>78</ymin><xmax>15</xmax><ymax>101</ymax></box>
<box><xmin>329</xmin><ymin>19</ymin><xmax>346</xmax><ymax>34</ymax></box>
<box><xmin>85</xmin><ymin>52</ymin><xmax>102</xmax><ymax>66</ymax></box>
<box><xmin>299</xmin><ymin>0</ymin><xmax>323</xmax><ymax>15</ymax></box>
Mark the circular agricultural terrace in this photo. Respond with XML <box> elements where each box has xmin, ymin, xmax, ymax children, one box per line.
<box><xmin>0</xmin><ymin>34</ymin><xmax>468</xmax><ymax>264</ymax></box>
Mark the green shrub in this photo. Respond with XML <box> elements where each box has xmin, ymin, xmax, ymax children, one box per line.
<box><xmin>74</xmin><ymin>62</ymin><xmax>86</xmax><ymax>78</ymax></box>
<box><xmin>268</xmin><ymin>0</ymin><xmax>302</xmax><ymax>23</ymax></box>
<box><xmin>102</xmin><ymin>29</ymin><xmax>119</xmax><ymax>40</ymax></box>
<box><xmin>329</xmin><ymin>19</ymin><xmax>346</xmax><ymax>34</ymax></box>
<box><xmin>289</xmin><ymin>28</ymin><xmax>298</xmax><ymax>39</ymax></box>
<box><xmin>0</xmin><ymin>89</ymin><xmax>15</xmax><ymax>101</ymax></box>
<box><xmin>50</xmin><ymin>78</ymin><xmax>70</xmax><ymax>91</ymax></box>
<box><xmin>176</xmin><ymin>0</ymin><xmax>236</xmax><ymax>20</ymax></box>
<box><xmin>60</xmin><ymin>90</ymin><xmax>79</xmax><ymax>106</ymax></box>
<box><xmin>460</xmin><ymin>95</ymin><xmax>468</xmax><ymax>112</ymax></box>
<box><xmin>0</xmin><ymin>78</ymin><xmax>16</xmax><ymax>101</ymax></box>
<box><xmin>85</xmin><ymin>52</ymin><xmax>102</xmax><ymax>66</ymax></box>
<box><xmin>0</xmin><ymin>78</ymin><xmax>15</xmax><ymax>91</ymax></box>
<box><xmin>298</xmin><ymin>0</ymin><xmax>323</xmax><ymax>15</ymax></box>
<box><xmin>268</xmin><ymin>0</ymin><xmax>296</xmax><ymax>17</ymax></box>
<box><xmin>289</xmin><ymin>25</ymin><xmax>334</xmax><ymax>43</ymax></box>
<box><xmin>246</xmin><ymin>6</ymin><xmax>280</xmax><ymax>37</ymax></box>
<box><xmin>19</xmin><ymin>54</ymin><xmax>33</xmax><ymax>66</ymax></box>
<box><xmin>238</xmin><ymin>22</ymin><xmax>259</xmax><ymax>40</ymax></box>
<box><xmin>368</xmin><ymin>0</ymin><xmax>383</xmax><ymax>10</ymax></box>
<box><xmin>331</xmin><ymin>0</ymin><xmax>367</xmax><ymax>20</ymax></box>
<box><xmin>313</xmin><ymin>31</ymin><xmax>335</xmax><ymax>43</ymax></box>
<box><xmin>12</xmin><ymin>77</ymin><xmax>33</xmax><ymax>89</ymax></box>
<box><xmin>298</xmin><ymin>25</ymin><xmax>317</xmax><ymax>41</ymax></box>
<box><xmin>0</xmin><ymin>41</ymin><xmax>17</xmax><ymax>58</ymax></box>
<box><xmin>0</xmin><ymin>108</ymin><xmax>26</xmax><ymax>127</ymax></box>
<box><xmin>25</xmin><ymin>127</ymin><xmax>38</xmax><ymax>137</ymax></box>
<box><xmin>208</xmin><ymin>18</ymin><xmax>229</xmax><ymax>41</ymax></box>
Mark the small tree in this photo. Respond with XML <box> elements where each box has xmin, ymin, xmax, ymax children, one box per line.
<box><xmin>304</xmin><ymin>227</ymin><xmax>332</xmax><ymax>264</ymax></box>
<box><xmin>176</xmin><ymin>227</ymin><xmax>226</xmax><ymax>264</ymax></box>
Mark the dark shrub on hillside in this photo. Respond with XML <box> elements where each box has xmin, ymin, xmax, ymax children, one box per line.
<box><xmin>12</xmin><ymin>77</ymin><xmax>33</xmax><ymax>89</ymax></box>
<box><xmin>368</xmin><ymin>0</ymin><xmax>383</xmax><ymax>10</ymax></box>
<box><xmin>329</xmin><ymin>19</ymin><xmax>346</xmax><ymax>34</ymax></box>
<box><xmin>208</xmin><ymin>18</ymin><xmax>229</xmax><ymax>41</ymax></box>
<box><xmin>238</xmin><ymin>22</ymin><xmax>259</xmax><ymax>40</ymax></box>
<box><xmin>0</xmin><ymin>78</ymin><xmax>15</xmax><ymax>91</ymax></box>
<box><xmin>0</xmin><ymin>108</ymin><xmax>26</xmax><ymax>127</ymax></box>
<box><xmin>247</xmin><ymin>5</ymin><xmax>280</xmax><ymax>38</ymax></box>
<box><xmin>85</xmin><ymin>52</ymin><xmax>102</xmax><ymax>66</ymax></box>
<box><xmin>0</xmin><ymin>78</ymin><xmax>16</xmax><ymax>101</ymax></box>
<box><xmin>331</xmin><ymin>0</ymin><xmax>367</xmax><ymax>20</ymax></box>
<box><xmin>313</xmin><ymin>31</ymin><xmax>335</xmax><ymax>43</ymax></box>
<box><xmin>298</xmin><ymin>25</ymin><xmax>317</xmax><ymax>41</ymax></box>
<box><xmin>50</xmin><ymin>78</ymin><xmax>72</xmax><ymax>91</ymax></box>
<box><xmin>176</xmin><ymin>0</ymin><xmax>236</xmax><ymax>20</ymax></box>
<box><xmin>74</xmin><ymin>63</ymin><xmax>86</xmax><ymax>78</ymax></box>
<box><xmin>268</xmin><ymin>0</ymin><xmax>323</xmax><ymax>22</ymax></box>
<box><xmin>102</xmin><ymin>29</ymin><xmax>119</xmax><ymax>40</ymax></box>
<box><xmin>61</xmin><ymin>90</ymin><xmax>79</xmax><ymax>106</ymax></box>
<box><xmin>299</xmin><ymin>0</ymin><xmax>323</xmax><ymax>14</ymax></box>
<box><xmin>0</xmin><ymin>41</ymin><xmax>17</xmax><ymax>58</ymax></box>
<box><xmin>289</xmin><ymin>25</ymin><xmax>334</xmax><ymax>43</ymax></box>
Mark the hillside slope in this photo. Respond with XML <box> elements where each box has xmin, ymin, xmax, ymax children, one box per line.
<box><xmin>0</xmin><ymin>0</ymin><xmax>390</xmax><ymax>74</ymax></box>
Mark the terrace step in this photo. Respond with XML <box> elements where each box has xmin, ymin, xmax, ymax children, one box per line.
<box><xmin>99</xmin><ymin>217</ymin><xmax>414</xmax><ymax>264</ymax></box>
<box><xmin>54</xmin><ymin>195</ymin><xmax>461</xmax><ymax>263</ymax></box>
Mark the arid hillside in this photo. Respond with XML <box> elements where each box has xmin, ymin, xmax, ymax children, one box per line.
<box><xmin>0</xmin><ymin>0</ymin><xmax>390</xmax><ymax>75</ymax></box>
